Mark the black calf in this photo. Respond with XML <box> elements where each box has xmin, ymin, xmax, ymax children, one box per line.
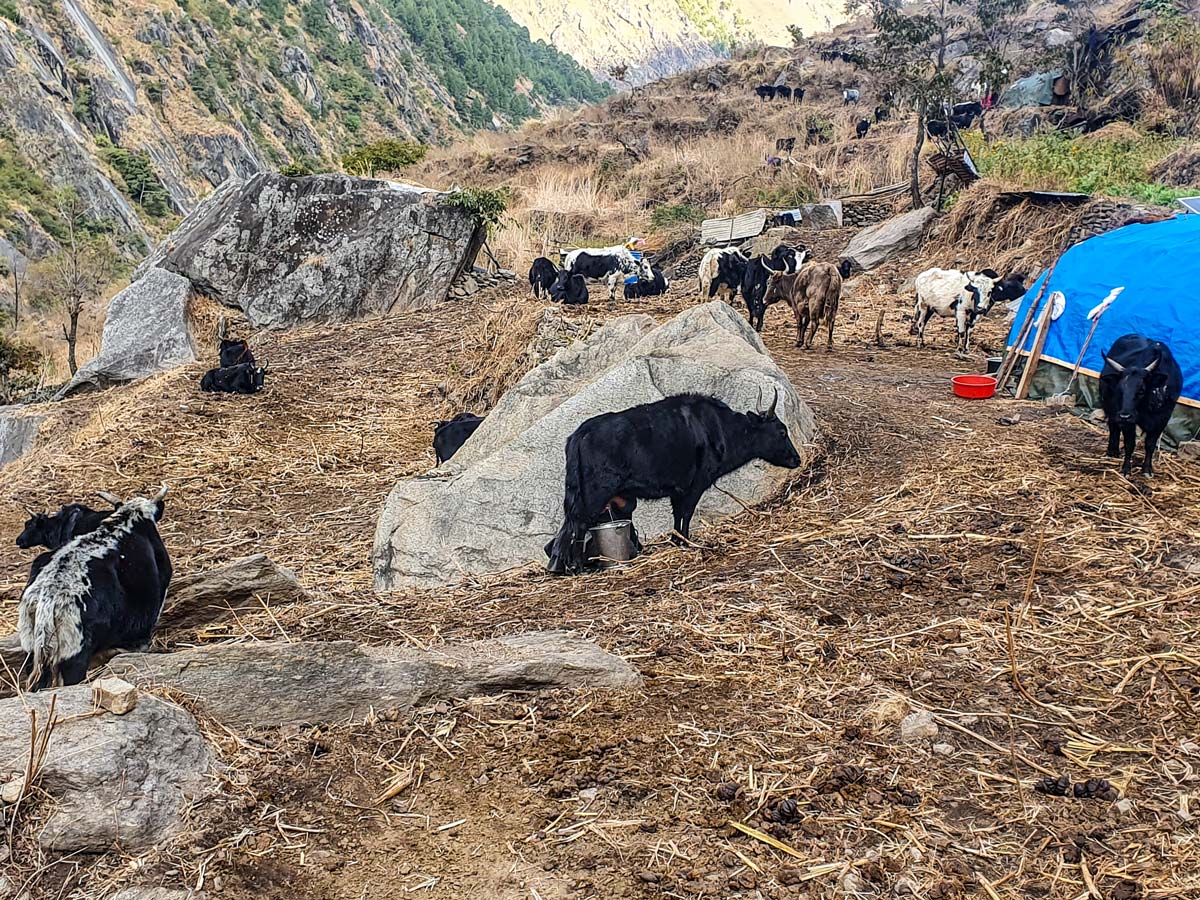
<box><xmin>624</xmin><ymin>267</ymin><xmax>669</xmax><ymax>299</ymax></box>
<box><xmin>16</xmin><ymin>503</ymin><xmax>111</xmax><ymax>550</ymax></box>
<box><xmin>550</xmin><ymin>272</ymin><xmax>589</xmax><ymax>305</ymax></box>
<box><xmin>200</xmin><ymin>362</ymin><xmax>269</xmax><ymax>394</ymax></box>
<box><xmin>434</xmin><ymin>412</ymin><xmax>485</xmax><ymax>464</ymax></box>
<box><xmin>219</xmin><ymin>338</ymin><xmax>255</xmax><ymax>368</ymax></box>
<box><xmin>529</xmin><ymin>256</ymin><xmax>559</xmax><ymax>298</ymax></box>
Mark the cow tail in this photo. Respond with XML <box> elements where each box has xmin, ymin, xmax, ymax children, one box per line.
<box><xmin>29</xmin><ymin>591</ymin><xmax>57</xmax><ymax>689</ymax></box>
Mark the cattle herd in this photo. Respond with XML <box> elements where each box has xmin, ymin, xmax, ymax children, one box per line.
<box><xmin>9</xmin><ymin>76</ymin><xmax>1186</xmax><ymax>691</ymax></box>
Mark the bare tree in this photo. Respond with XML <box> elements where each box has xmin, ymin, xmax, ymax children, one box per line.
<box><xmin>29</xmin><ymin>194</ymin><xmax>118</xmax><ymax>376</ymax></box>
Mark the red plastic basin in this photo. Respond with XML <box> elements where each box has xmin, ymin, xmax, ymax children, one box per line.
<box><xmin>952</xmin><ymin>375</ymin><xmax>998</xmax><ymax>399</ymax></box>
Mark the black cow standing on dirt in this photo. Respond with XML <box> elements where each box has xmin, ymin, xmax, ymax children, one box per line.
<box><xmin>1100</xmin><ymin>334</ymin><xmax>1183</xmax><ymax>477</ymax></box>
<box><xmin>743</xmin><ymin>245</ymin><xmax>806</xmax><ymax>332</ymax></box>
<box><xmin>528</xmin><ymin>257</ymin><xmax>559</xmax><ymax>299</ymax></box>
<box><xmin>544</xmin><ymin>391</ymin><xmax>802</xmax><ymax>574</ymax></box>
<box><xmin>434</xmin><ymin>412</ymin><xmax>485</xmax><ymax>464</ymax></box>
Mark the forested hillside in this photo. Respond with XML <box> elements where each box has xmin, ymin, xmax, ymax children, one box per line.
<box><xmin>0</xmin><ymin>0</ymin><xmax>607</xmax><ymax>257</ymax></box>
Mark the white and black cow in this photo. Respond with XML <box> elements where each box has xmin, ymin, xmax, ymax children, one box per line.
<box><xmin>18</xmin><ymin>486</ymin><xmax>172</xmax><ymax>690</ymax></box>
<box><xmin>560</xmin><ymin>244</ymin><xmax>653</xmax><ymax>301</ymax></box>
<box><xmin>698</xmin><ymin>247</ymin><xmax>750</xmax><ymax>304</ymax></box>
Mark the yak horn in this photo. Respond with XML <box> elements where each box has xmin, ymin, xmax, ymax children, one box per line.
<box><xmin>766</xmin><ymin>387</ymin><xmax>779</xmax><ymax>418</ymax></box>
<box><xmin>153</xmin><ymin>483</ymin><xmax>168</xmax><ymax>502</ymax></box>
<box><xmin>1146</xmin><ymin>358</ymin><xmax>1159</xmax><ymax>372</ymax></box>
<box><xmin>96</xmin><ymin>490</ymin><xmax>122</xmax><ymax>507</ymax></box>
<box><xmin>1104</xmin><ymin>355</ymin><xmax>1125</xmax><ymax>373</ymax></box>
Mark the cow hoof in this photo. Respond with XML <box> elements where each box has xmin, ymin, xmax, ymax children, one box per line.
<box><xmin>1141</xmin><ymin>469</ymin><xmax>1154</xmax><ymax>478</ymax></box>
<box><xmin>1105</xmin><ymin>450</ymin><xmax>1120</xmax><ymax>458</ymax></box>
<box><xmin>1120</xmin><ymin>466</ymin><xmax>1133</xmax><ymax>476</ymax></box>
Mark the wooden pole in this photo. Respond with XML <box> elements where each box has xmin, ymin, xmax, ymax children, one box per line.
<box><xmin>995</xmin><ymin>261</ymin><xmax>1057</xmax><ymax>393</ymax></box>
<box><xmin>1015</xmin><ymin>297</ymin><xmax>1055</xmax><ymax>400</ymax></box>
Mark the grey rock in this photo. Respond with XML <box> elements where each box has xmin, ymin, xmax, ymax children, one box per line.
<box><xmin>944</xmin><ymin>40</ymin><xmax>969</xmax><ymax>60</ymax></box>
<box><xmin>1044</xmin><ymin>28</ymin><xmax>1074</xmax><ymax>48</ymax></box>
<box><xmin>1178</xmin><ymin>441</ymin><xmax>1200</xmax><ymax>463</ymax></box>
<box><xmin>843</xmin><ymin>207</ymin><xmax>937</xmax><ymax>271</ymax></box>
<box><xmin>162</xmin><ymin>554</ymin><xmax>303</xmax><ymax>630</ymax></box>
<box><xmin>141</xmin><ymin>174</ymin><xmax>483</xmax><ymax>328</ymax></box>
<box><xmin>0</xmin><ymin>687</ymin><xmax>212</xmax><ymax>852</ymax></box>
<box><xmin>105</xmin><ymin>632</ymin><xmax>640</xmax><ymax>727</ymax></box>
<box><xmin>109</xmin><ymin>889</ymin><xmax>201</xmax><ymax>900</ymax></box>
<box><xmin>57</xmin><ymin>269</ymin><xmax>196</xmax><ymax>398</ymax></box>
<box><xmin>899</xmin><ymin>710</ymin><xmax>939</xmax><ymax>742</ymax></box>
<box><xmin>0</xmin><ymin>633</ymin><xmax>22</xmax><ymax>677</ymax></box>
<box><xmin>373</xmin><ymin>302</ymin><xmax>815</xmax><ymax>589</ymax></box>
<box><xmin>0</xmin><ymin>406</ymin><xmax>43</xmax><ymax>468</ymax></box>
<box><xmin>802</xmin><ymin>201</ymin><xmax>843</xmax><ymax>229</ymax></box>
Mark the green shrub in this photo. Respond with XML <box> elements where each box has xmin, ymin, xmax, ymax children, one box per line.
<box><xmin>341</xmin><ymin>139</ymin><xmax>427</xmax><ymax>176</ymax></box>
<box><xmin>100</xmin><ymin>145</ymin><xmax>173</xmax><ymax>218</ymax></box>
<box><xmin>444</xmin><ymin>186</ymin><xmax>510</xmax><ymax>230</ymax></box>
<box><xmin>966</xmin><ymin>129</ymin><xmax>1198</xmax><ymax>203</ymax></box>
<box><xmin>188</xmin><ymin>66</ymin><xmax>222</xmax><ymax>114</ymax></box>
<box><xmin>650</xmin><ymin>202</ymin><xmax>706</xmax><ymax>229</ymax></box>
<box><xmin>0</xmin><ymin>0</ymin><xmax>22</xmax><ymax>23</ymax></box>
<box><xmin>0</xmin><ymin>332</ymin><xmax>42</xmax><ymax>404</ymax></box>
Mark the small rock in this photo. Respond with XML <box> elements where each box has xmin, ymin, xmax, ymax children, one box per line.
<box><xmin>842</xmin><ymin>870</ymin><xmax>867</xmax><ymax>894</ymax></box>
<box><xmin>1114</xmin><ymin>798</ymin><xmax>1135</xmax><ymax>816</ymax></box>
<box><xmin>960</xmin><ymin>714</ymin><xmax>979</xmax><ymax>726</ymax></box>
<box><xmin>899</xmin><ymin>710</ymin><xmax>939</xmax><ymax>742</ymax></box>
<box><xmin>93</xmin><ymin>677</ymin><xmax>139</xmax><ymax>715</ymax></box>
<box><xmin>1</xmin><ymin>776</ymin><xmax>24</xmax><ymax>805</ymax></box>
<box><xmin>1044</xmin><ymin>28</ymin><xmax>1074</xmax><ymax>47</ymax></box>
<box><xmin>1089</xmin><ymin>408</ymin><xmax>1106</xmax><ymax>425</ymax></box>
<box><xmin>1044</xmin><ymin>394</ymin><xmax>1074</xmax><ymax>409</ymax></box>
<box><xmin>932</xmin><ymin>743</ymin><xmax>954</xmax><ymax>757</ymax></box>
<box><xmin>0</xmin><ymin>875</ymin><xmax>13</xmax><ymax>899</ymax></box>
<box><xmin>895</xmin><ymin>876</ymin><xmax>918</xmax><ymax>895</ymax></box>
<box><xmin>637</xmin><ymin>871</ymin><xmax>659</xmax><ymax>883</ymax></box>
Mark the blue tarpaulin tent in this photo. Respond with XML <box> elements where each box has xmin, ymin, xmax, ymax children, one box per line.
<box><xmin>1008</xmin><ymin>216</ymin><xmax>1200</xmax><ymax>412</ymax></box>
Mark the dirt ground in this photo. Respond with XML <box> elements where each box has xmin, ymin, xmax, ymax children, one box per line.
<box><xmin>3</xmin><ymin>277</ymin><xmax>1199</xmax><ymax>900</ymax></box>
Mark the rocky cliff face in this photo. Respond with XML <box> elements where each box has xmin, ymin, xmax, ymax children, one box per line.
<box><xmin>494</xmin><ymin>0</ymin><xmax>846</xmax><ymax>85</ymax></box>
<box><xmin>0</xmin><ymin>0</ymin><xmax>605</xmax><ymax>256</ymax></box>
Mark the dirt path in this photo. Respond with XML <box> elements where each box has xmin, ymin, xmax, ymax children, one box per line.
<box><xmin>6</xmin><ymin>289</ymin><xmax>1199</xmax><ymax>900</ymax></box>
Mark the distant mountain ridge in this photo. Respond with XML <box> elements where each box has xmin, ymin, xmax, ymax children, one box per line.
<box><xmin>493</xmin><ymin>0</ymin><xmax>846</xmax><ymax>84</ymax></box>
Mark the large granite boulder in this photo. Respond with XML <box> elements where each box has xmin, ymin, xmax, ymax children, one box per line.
<box><xmin>373</xmin><ymin>301</ymin><xmax>816</xmax><ymax>589</ymax></box>
<box><xmin>56</xmin><ymin>268</ymin><xmax>196</xmax><ymax>398</ymax></box>
<box><xmin>140</xmin><ymin>173</ymin><xmax>484</xmax><ymax>327</ymax></box>
<box><xmin>105</xmin><ymin>632</ymin><xmax>640</xmax><ymax>727</ymax></box>
<box><xmin>843</xmin><ymin>206</ymin><xmax>937</xmax><ymax>271</ymax></box>
<box><xmin>0</xmin><ymin>405</ymin><xmax>43</xmax><ymax>467</ymax></box>
<box><xmin>0</xmin><ymin>687</ymin><xmax>212</xmax><ymax>852</ymax></box>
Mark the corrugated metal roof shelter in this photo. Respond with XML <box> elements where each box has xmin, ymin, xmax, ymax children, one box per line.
<box><xmin>702</xmin><ymin>209</ymin><xmax>768</xmax><ymax>246</ymax></box>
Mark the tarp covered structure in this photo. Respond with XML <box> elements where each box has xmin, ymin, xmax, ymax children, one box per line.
<box><xmin>1007</xmin><ymin>215</ymin><xmax>1200</xmax><ymax>444</ymax></box>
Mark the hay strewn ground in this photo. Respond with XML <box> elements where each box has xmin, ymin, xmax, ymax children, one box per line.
<box><xmin>3</xmin><ymin>270</ymin><xmax>1199</xmax><ymax>900</ymax></box>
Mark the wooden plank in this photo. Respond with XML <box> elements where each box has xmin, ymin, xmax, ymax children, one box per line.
<box><xmin>701</xmin><ymin>209</ymin><xmax>768</xmax><ymax>245</ymax></box>
<box><xmin>1015</xmin><ymin>296</ymin><xmax>1056</xmax><ymax>400</ymax></box>
<box><xmin>995</xmin><ymin>260</ymin><xmax>1058</xmax><ymax>393</ymax></box>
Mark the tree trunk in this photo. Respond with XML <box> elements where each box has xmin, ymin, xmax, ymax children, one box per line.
<box><xmin>12</xmin><ymin>270</ymin><xmax>19</xmax><ymax>326</ymax></box>
<box><xmin>910</xmin><ymin>100</ymin><xmax>927</xmax><ymax>210</ymax></box>
<box><xmin>65</xmin><ymin>310</ymin><xmax>80</xmax><ymax>375</ymax></box>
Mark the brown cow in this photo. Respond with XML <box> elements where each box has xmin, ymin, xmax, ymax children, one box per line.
<box><xmin>762</xmin><ymin>263</ymin><xmax>844</xmax><ymax>350</ymax></box>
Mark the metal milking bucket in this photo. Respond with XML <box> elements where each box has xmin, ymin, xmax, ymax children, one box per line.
<box><xmin>587</xmin><ymin>520</ymin><xmax>637</xmax><ymax>568</ymax></box>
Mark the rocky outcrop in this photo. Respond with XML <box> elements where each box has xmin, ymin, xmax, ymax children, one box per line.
<box><xmin>373</xmin><ymin>302</ymin><xmax>815</xmax><ymax>589</ymax></box>
<box><xmin>0</xmin><ymin>687</ymin><xmax>212</xmax><ymax>852</ymax></box>
<box><xmin>56</xmin><ymin>269</ymin><xmax>196</xmax><ymax>397</ymax></box>
<box><xmin>105</xmin><ymin>633</ymin><xmax>640</xmax><ymax>727</ymax></box>
<box><xmin>843</xmin><ymin>207</ymin><xmax>937</xmax><ymax>271</ymax></box>
<box><xmin>162</xmin><ymin>554</ymin><xmax>304</xmax><ymax>630</ymax></box>
<box><xmin>0</xmin><ymin>405</ymin><xmax>43</xmax><ymax>467</ymax></box>
<box><xmin>142</xmin><ymin>174</ymin><xmax>484</xmax><ymax>327</ymax></box>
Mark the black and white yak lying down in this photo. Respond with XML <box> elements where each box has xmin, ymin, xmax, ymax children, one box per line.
<box><xmin>17</xmin><ymin>486</ymin><xmax>172</xmax><ymax>690</ymax></box>
<box><xmin>545</xmin><ymin>392</ymin><xmax>802</xmax><ymax>574</ymax></box>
